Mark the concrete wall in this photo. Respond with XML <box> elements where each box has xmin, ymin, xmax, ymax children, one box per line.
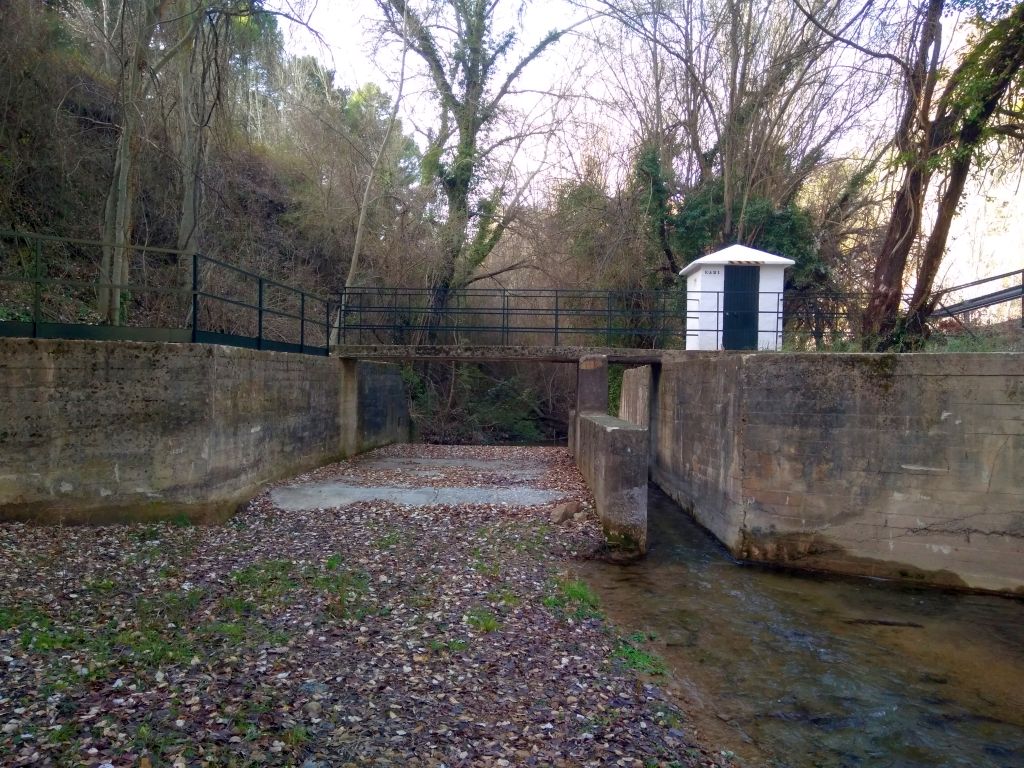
<box><xmin>576</xmin><ymin>413</ymin><xmax>648</xmax><ymax>553</ymax></box>
<box><xmin>642</xmin><ymin>353</ymin><xmax>1024</xmax><ymax>594</ymax></box>
<box><xmin>618</xmin><ymin>365</ymin><xmax>651</xmax><ymax>428</ymax></box>
<box><xmin>570</xmin><ymin>355</ymin><xmax>649</xmax><ymax>554</ymax></box>
<box><xmin>0</xmin><ymin>339</ymin><xmax>410</xmax><ymax>523</ymax></box>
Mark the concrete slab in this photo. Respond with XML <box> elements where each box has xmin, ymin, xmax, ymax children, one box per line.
<box><xmin>271</xmin><ymin>482</ymin><xmax>562</xmax><ymax>511</ymax></box>
<box><xmin>356</xmin><ymin>457</ymin><xmax>541</xmax><ymax>477</ymax></box>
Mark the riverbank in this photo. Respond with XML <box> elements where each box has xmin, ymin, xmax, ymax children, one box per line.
<box><xmin>0</xmin><ymin>446</ymin><xmax>733</xmax><ymax>767</ymax></box>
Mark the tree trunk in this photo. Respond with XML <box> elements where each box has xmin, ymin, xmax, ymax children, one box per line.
<box><xmin>860</xmin><ymin>164</ymin><xmax>929</xmax><ymax>343</ymax></box>
<box><xmin>100</xmin><ymin>65</ymin><xmax>139</xmax><ymax>325</ymax></box>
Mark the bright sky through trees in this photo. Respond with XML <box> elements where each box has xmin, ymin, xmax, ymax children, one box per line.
<box><xmin>274</xmin><ymin>0</ymin><xmax>1022</xmax><ymax>289</ymax></box>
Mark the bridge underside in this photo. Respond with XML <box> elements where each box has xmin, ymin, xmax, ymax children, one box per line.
<box><xmin>332</xmin><ymin>344</ymin><xmax>668</xmax><ymax>364</ymax></box>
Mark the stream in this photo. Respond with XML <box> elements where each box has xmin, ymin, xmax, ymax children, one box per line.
<box><xmin>578</xmin><ymin>486</ymin><xmax>1024</xmax><ymax>768</ymax></box>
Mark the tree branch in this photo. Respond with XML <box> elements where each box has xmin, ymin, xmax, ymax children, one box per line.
<box><xmin>378</xmin><ymin>0</ymin><xmax>461</xmax><ymax>112</ymax></box>
<box><xmin>789</xmin><ymin>0</ymin><xmax>912</xmax><ymax>80</ymax></box>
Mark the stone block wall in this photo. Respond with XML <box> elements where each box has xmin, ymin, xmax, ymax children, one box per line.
<box><xmin>642</xmin><ymin>353</ymin><xmax>1024</xmax><ymax>593</ymax></box>
<box><xmin>0</xmin><ymin>339</ymin><xmax>410</xmax><ymax>523</ymax></box>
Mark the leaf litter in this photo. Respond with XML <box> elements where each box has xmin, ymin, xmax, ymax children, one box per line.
<box><xmin>0</xmin><ymin>445</ymin><xmax>737</xmax><ymax>767</ymax></box>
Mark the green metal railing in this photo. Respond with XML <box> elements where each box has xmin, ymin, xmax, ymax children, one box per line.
<box><xmin>335</xmin><ymin>285</ymin><xmax>689</xmax><ymax>348</ymax></box>
<box><xmin>0</xmin><ymin>230</ymin><xmax>332</xmax><ymax>355</ymax></box>
<box><xmin>4</xmin><ymin>229</ymin><xmax>1017</xmax><ymax>354</ymax></box>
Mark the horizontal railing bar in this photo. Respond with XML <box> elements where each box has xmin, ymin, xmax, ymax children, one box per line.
<box><xmin>932</xmin><ymin>268</ymin><xmax>1024</xmax><ymax>296</ymax></box>
<box><xmin>0</xmin><ymin>229</ymin><xmax>189</xmax><ymax>256</ymax></box>
<box><xmin>198</xmin><ymin>255</ymin><xmax>328</xmax><ymax>304</ymax></box>
<box><xmin>0</xmin><ymin>276</ymin><xmax>190</xmax><ymax>295</ymax></box>
<box><xmin>195</xmin><ymin>292</ymin><xmax>258</xmax><ymax>312</ymax></box>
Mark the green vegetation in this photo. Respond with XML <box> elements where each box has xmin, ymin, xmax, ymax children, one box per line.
<box><xmin>607</xmin><ymin>364</ymin><xmax>624</xmax><ymax>417</ymax></box>
<box><xmin>232</xmin><ymin>559</ymin><xmax>298</xmax><ymax>598</ymax></box>
<box><xmin>543</xmin><ymin>577</ymin><xmax>603</xmax><ymax>620</ymax></box>
<box><xmin>466</xmin><ymin>607</ymin><xmax>501</xmax><ymax>633</ymax></box>
<box><xmin>615</xmin><ymin>633</ymin><xmax>667</xmax><ymax>676</ymax></box>
<box><xmin>374</xmin><ymin>530</ymin><xmax>402</xmax><ymax>549</ymax></box>
<box><xmin>403</xmin><ymin>363</ymin><xmax>562</xmax><ymax>445</ymax></box>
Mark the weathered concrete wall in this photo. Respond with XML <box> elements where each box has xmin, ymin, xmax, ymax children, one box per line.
<box><xmin>356</xmin><ymin>361</ymin><xmax>412</xmax><ymax>453</ymax></box>
<box><xmin>0</xmin><ymin>339</ymin><xmax>409</xmax><ymax>523</ymax></box>
<box><xmin>619</xmin><ymin>365</ymin><xmax>651</xmax><ymax>428</ymax></box>
<box><xmin>576</xmin><ymin>413</ymin><xmax>648</xmax><ymax>554</ymax></box>
<box><xmin>642</xmin><ymin>353</ymin><xmax>1024</xmax><ymax>593</ymax></box>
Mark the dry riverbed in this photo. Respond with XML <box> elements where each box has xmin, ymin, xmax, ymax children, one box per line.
<box><xmin>0</xmin><ymin>445</ymin><xmax>734</xmax><ymax>768</ymax></box>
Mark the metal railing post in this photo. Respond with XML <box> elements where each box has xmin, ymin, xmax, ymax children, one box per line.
<box><xmin>32</xmin><ymin>239</ymin><xmax>42</xmax><ymax>337</ymax></box>
<box><xmin>554</xmin><ymin>291</ymin><xmax>560</xmax><ymax>347</ymax></box>
<box><xmin>299</xmin><ymin>292</ymin><xmax>306</xmax><ymax>353</ymax></box>
<box><xmin>605</xmin><ymin>292</ymin><xmax>612</xmax><ymax>345</ymax></box>
<box><xmin>341</xmin><ymin>289</ymin><xmax>347</xmax><ymax>346</ymax></box>
<box><xmin>502</xmin><ymin>288</ymin><xmax>509</xmax><ymax>346</ymax></box>
<box><xmin>325</xmin><ymin>298</ymin><xmax>331</xmax><ymax>356</ymax></box>
<box><xmin>191</xmin><ymin>253</ymin><xmax>200</xmax><ymax>343</ymax></box>
<box><xmin>257</xmin><ymin>277</ymin><xmax>265</xmax><ymax>350</ymax></box>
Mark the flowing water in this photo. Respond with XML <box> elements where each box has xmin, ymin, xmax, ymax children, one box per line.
<box><xmin>578</xmin><ymin>486</ymin><xmax>1024</xmax><ymax>768</ymax></box>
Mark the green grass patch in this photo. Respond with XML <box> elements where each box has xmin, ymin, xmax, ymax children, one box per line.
<box><xmin>486</xmin><ymin>588</ymin><xmax>521</xmax><ymax>607</ymax></box>
<box><xmin>615</xmin><ymin>633</ymin><xmax>667</xmax><ymax>675</ymax></box>
<box><xmin>466</xmin><ymin>607</ymin><xmax>500</xmax><ymax>633</ymax></box>
<box><xmin>283</xmin><ymin>724</ymin><xmax>310</xmax><ymax>747</ymax></box>
<box><xmin>428</xmin><ymin>637</ymin><xmax>469</xmax><ymax>653</ymax></box>
<box><xmin>232</xmin><ymin>560</ymin><xmax>298</xmax><ymax>598</ymax></box>
<box><xmin>543</xmin><ymin>577</ymin><xmax>603</xmax><ymax>620</ymax></box>
<box><xmin>218</xmin><ymin>595</ymin><xmax>256</xmax><ymax>616</ymax></box>
<box><xmin>312</xmin><ymin>566</ymin><xmax>376</xmax><ymax>620</ymax></box>
<box><xmin>84</xmin><ymin>577</ymin><xmax>117</xmax><ymax>594</ymax></box>
<box><xmin>0</xmin><ymin>605</ymin><xmax>48</xmax><ymax>631</ymax></box>
<box><xmin>325</xmin><ymin>553</ymin><xmax>344</xmax><ymax>571</ymax></box>
<box><xmin>113</xmin><ymin>627</ymin><xmax>195</xmax><ymax>666</ymax></box>
<box><xmin>374</xmin><ymin>531</ymin><xmax>402</xmax><ymax>549</ymax></box>
<box><xmin>513</xmin><ymin>522</ymin><xmax>552</xmax><ymax>554</ymax></box>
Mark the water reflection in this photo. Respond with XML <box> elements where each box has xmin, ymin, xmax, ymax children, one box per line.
<box><xmin>577</xmin><ymin>486</ymin><xmax>1024</xmax><ymax>768</ymax></box>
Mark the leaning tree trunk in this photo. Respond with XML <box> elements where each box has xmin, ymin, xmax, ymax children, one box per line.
<box><xmin>860</xmin><ymin>164</ymin><xmax>930</xmax><ymax>344</ymax></box>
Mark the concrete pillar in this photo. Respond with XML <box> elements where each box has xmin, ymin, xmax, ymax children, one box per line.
<box><xmin>576</xmin><ymin>354</ymin><xmax>608</xmax><ymax>414</ymax></box>
<box><xmin>340</xmin><ymin>359</ymin><xmax>359</xmax><ymax>456</ymax></box>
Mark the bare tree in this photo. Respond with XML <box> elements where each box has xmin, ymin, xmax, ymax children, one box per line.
<box><xmin>851</xmin><ymin>0</ymin><xmax>1024</xmax><ymax>345</ymax></box>
<box><xmin>591</xmin><ymin>0</ymin><xmax>895</xmax><ymax>272</ymax></box>
<box><xmin>372</xmin><ymin>0</ymin><xmax>587</xmax><ymax>318</ymax></box>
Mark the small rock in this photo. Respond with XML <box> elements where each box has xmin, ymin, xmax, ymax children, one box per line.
<box><xmin>573</xmin><ymin>511</ymin><xmax>587</xmax><ymax>522</ymax></box>
<box><xmin>303</xmin><ymin>701</ymin><xmax>323</xmax><ymax>717</ymax></box>
<box><xmin>550</xmin><ymin>501</ymin><xmax>580</xmax><ymax>524</ymax></box>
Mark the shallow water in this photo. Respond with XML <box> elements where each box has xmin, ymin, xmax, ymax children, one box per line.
<box><xmin>578</xmin><ymin>486</ymin><xmax>1024</xmax><ymax>768</ymax></box>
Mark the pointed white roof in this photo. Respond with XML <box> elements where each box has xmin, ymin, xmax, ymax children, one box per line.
<box><xmin>678</xmin><ymin>244</ymin><xmax>795</xmax><ymax>277</ymax></box>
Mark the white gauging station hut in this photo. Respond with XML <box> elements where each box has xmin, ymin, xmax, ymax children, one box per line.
<box><xmin>679</xmin><ymin>244</ymin><xmax>795</xmax><ymax>351</ymax></box>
